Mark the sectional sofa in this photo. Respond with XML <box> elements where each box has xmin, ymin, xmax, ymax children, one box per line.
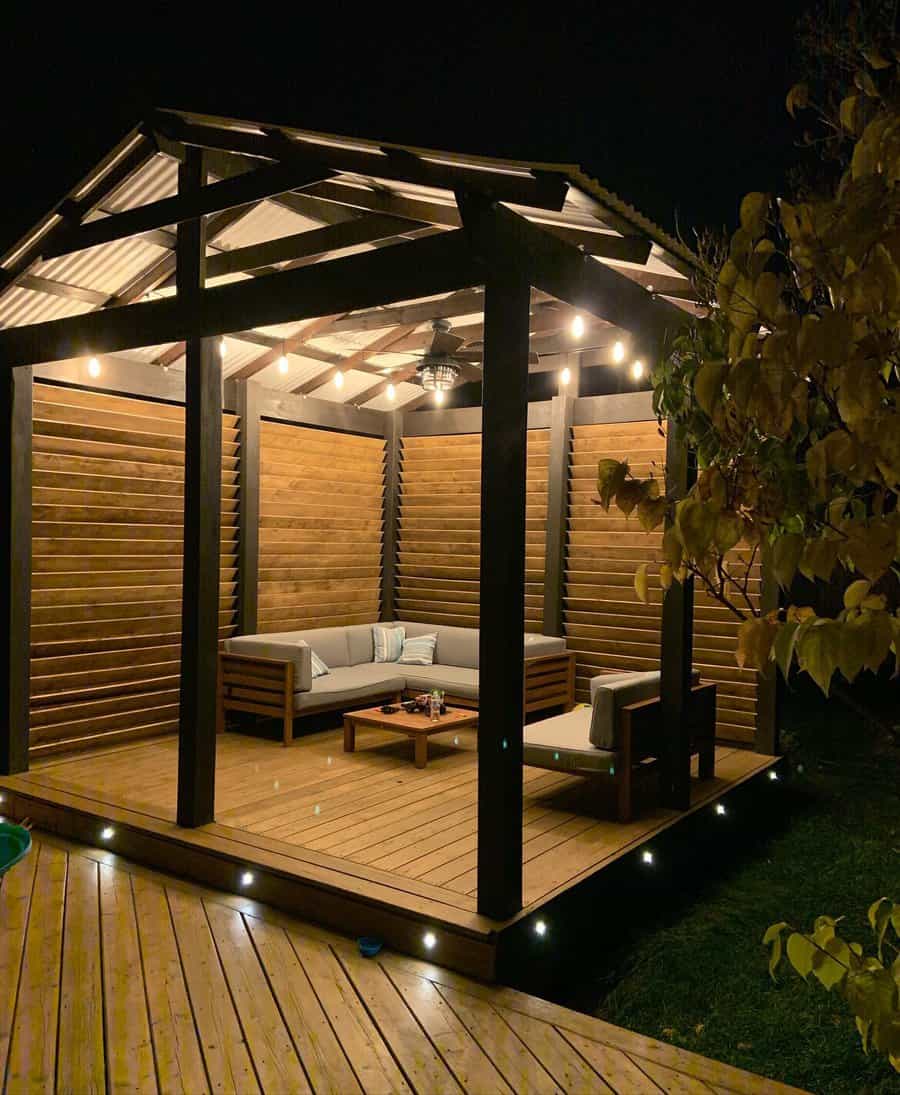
<box><xmin>218</xmin><ymin>620</ymin><xmax>576</xmax><ymax>744</ymax></box>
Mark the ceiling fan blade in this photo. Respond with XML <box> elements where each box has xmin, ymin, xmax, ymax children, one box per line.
<box><xmin>429</xmin><ymin>329</ymin><xmax>466</xmax><ymax>356</ymax></box>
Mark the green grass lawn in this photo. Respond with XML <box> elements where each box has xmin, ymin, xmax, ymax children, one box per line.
<box><xmin>596</xmin><ymin>677</ymin><xmax>899</xmax><ymax>1094</ymax></box>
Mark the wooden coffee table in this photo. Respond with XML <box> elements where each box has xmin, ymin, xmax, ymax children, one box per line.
<box><xmin>342</xmin><ymin>704</ymin><xmax>479</xmax><ymax>768</ymax></box>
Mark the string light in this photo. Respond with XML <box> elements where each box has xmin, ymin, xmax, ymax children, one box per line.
<box><xmin>631</xmin><ymin>360</ymin><xmax>645</xmax><ymax>381</ymax></box>
<box><xmin>219</xmin><ymin>338</ymin><xmax>227</xmax><ymax>358</ymax></box>
<box><xmin>88</xmin><ymin>357</ymin><xmax>101</xmax><ymax>378</ymax></box>
<box><xmin>434</xmin><ymin>388</ymin><xmax>445</xmax><ymax>405</ymax></box>
<box><xmin>386</xmin><ymin>384</ymin><xmax>396</xmax><ymax>402</ymax></box>
<box><xmin>559</xmin><ymin>366</ymin><xmax>571</xmax><ymax>386</ymax></box>
<box><xmin>334</xmin><ymin>371</ymin><xmax>344</xmax><ymax>390</ymax></box>
<box><xmin>570</xmin><ymin>314</ymin><xmax>585</xmax><ymax>339</ymax></box>
<box><xmin>278</xmin><ymin>354</ymin><xmax>289</xmax><ymax>375</ymax></box>
<box><xmin>612</xmin><ymin>340</ymin><xmax>626</xmax><ymax>364</ymax></box>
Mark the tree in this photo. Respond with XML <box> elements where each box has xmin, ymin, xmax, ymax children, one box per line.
<box><xmin>597</xmin><ymin>35</ymin><xmax>900</xmax><ymax>698</ymax></box>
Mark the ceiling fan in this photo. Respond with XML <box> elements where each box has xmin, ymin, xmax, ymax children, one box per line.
<box><xmin>367</xmin><ymin>319</ymin><xmax>539</xmax><ymax>393</ymax></box>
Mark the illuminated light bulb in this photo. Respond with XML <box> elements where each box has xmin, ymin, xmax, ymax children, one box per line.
<box><xmin>534</xmin><ymin>919</ymin><xmax>548</xmax><ymax>937</ymax></box>
<box><xmin>715</xmin><ymin>803</ymin><xmax>727</xmax><ymax>816</ymax></box>
<box><xmin>570</xmin><ymin>314</ymin><xmax>585</xmax><ymax>339</ymax></box>
<box><xmin>334</xmin><ymin>371</ymin><xmax>344</xmax><ymax>390</ymax></box>
<box><xmin>88</xmin><ymin>357</ymin><xmax>101</xmax><ymax>378</ymax></box>
<box><xmin>314</xmin><ymin>804</ymin><xmax>321</xmax><ymax>815</ymax></box>
<box><xmin>646</xmin><ymin>283</ymin><xmax>654</xmax><ymax>293</ymax></box>
<box><xmin>642</xmin><ymin>849</ymin><xmax>654</xmax><ymax>865</ymax></box>
<box><xmin>434</xmin><ymin>388</ymin><xmax>445</xmax><ymax>405</ymax></box>
<box><xmin>386</xmin><ymin>384</ymin><xmax>396</xmax><ymax>402</ymax></box>
<box><xmin>100</xmin><ymin>826</ymin><xmax>115</xmax><ymax>841</ymax></box>
<box><xmin>559</xmin><ymin>367</ymin><xmax>571</xmax><ymax>386</ymax></box>
<box><xmin>239</xmin><ymin>871</ymin><xmax>254</xmax><ymax>888</ymax></box>
<box><xmin>278</xmin><ymin>355</ymin><xmax>289</xmax><ymax>375</ymax></box>
<box><xmin>612</xmin><ymin>340</ymin><xmax>626</xmax><ymax>364</ymax></box>
<box><xmin>768</xmin><ymin>770</ymin><xmax>779</xmax><ymax>781</ymax></box>
<box><xmin>423</xmin><ymin>931</ymin><xmax>437</xmax><ymax>951</ymax></box>
<box><xmin>631</xmin><ymin>360</ymin><xmax>645</xmax><ymax>381</ymax></box>
<box><xmin>219</xmin><ymin>338</ymin><xmax>227</xmax><ymax>358</ymax></box>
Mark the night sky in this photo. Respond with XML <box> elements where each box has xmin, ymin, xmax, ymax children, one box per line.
<box><xmin>2</xmin><ymin>2</ymin><xmax>806</xmax><ymax>258</ymax></box>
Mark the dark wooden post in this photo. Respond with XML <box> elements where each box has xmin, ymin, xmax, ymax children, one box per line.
<box><xmin>659</xmin><ymin>421</ymin><xmax>695</xmax><ymax>810</ymax></box>
<box><xmin>477</xmin><ymin>270</ymin><xmax>531</xmax><ymax>919</ymax></box>
<box><xmin>236</xmin><ymin>380</ymin><xmax>260</xmax><ymax>636</ymax></box>
<box><xmin>0</xmin><ymin>367</ymin><xmax>32</xmax><ymax>774</ymax></box>
<box><xmin>381</xmin><ymin>410</ymin><xmax>402</xmax><ymax>622</ymax></box>
<box><xmin>176</xmin><ymin>148</ymin><xmax>222</xmax><ymax>827</ymax></box>
<box><xmin>543</xmin><ymin>393</ymin><xmax>574</xmax><ymax>637</ymax></box>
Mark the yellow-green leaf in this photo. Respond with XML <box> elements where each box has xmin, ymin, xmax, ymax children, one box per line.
<box><xmin>635</xmin><ymin>563</ymin><xmax>649</xmax><ymax>604</ymax></box>
<box><xmin>844</xmin><ymin>579</ymin><xmax>872</xmax><ymax>609</ymax></box>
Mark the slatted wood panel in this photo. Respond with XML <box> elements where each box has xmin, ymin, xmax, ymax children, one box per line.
<box><xmin>0</xmin><ymin>834</ymin><xmax>803</xmax><ymax>1095</ymax></box>
<box><xmin>565</xmin><ymin>420</ymin><xmax>667</xmax><ymax>702</ymax></box>
<box><xmin>396</xmin><ymin>431</ymin><xmax>549</xmax><ymax>632</ymax></box>
<box><xmin>29</xmin><ymin>382</ymin><xmax>239</xmax><ymax>755</ymax></box>
<box><xmin>258</xmin><ymin>420</ymin><xmax>385</xmax><ymax>633</ymax></box>
<box><xmin>564</xmin><ymin>420</ymin><xmax>760</xmax><ymax>744</ymax></box>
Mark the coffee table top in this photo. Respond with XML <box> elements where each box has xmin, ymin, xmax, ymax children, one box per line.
<box><xmin>346</xmin><ymin>704</ymin><xmax>479</xmax><ymax>735</ymax></box>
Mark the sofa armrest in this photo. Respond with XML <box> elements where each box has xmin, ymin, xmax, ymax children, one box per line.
<box><xmin>225</xmin><ymin>638</ymin><xmax>312</xmax><ymax>691</ymax></box>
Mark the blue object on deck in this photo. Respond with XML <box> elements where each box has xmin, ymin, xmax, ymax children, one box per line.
<box><xmin>358</xmin><ymin>936</ymin><xmax>383</xmax><ymax>958</ymax></box>
<box><xmin>0</xmin><ymin>822</ymin><xmax>31</xmax><ymax>877</ymax></box>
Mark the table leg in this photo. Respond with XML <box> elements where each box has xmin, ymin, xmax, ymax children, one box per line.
<box><xmin>414</xmin><ymin>734</ymin><xmax>428</xmax><ymax>769</ymax></box>
<box><xmin>343</xmin><ymin>717</ymin><xmax>355</xmax><ymax>753</ymax></box>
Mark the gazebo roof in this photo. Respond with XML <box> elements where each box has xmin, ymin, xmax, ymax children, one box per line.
<box><xmin>0</xmin><ymin>108</ymin><xmax>700</xmax><ymax>409</ymax></box>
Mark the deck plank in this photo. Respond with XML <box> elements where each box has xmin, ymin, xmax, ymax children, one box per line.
<box><xmin>131</xmin><ymin>876</ymin><xmax>210</xmax><ymax>1095</ymax></box>
<box><xmin>0</xmin><ymin>840</ymin><xmax>37</xmax><ymax>1083</ymax></box>
<box><xmin>57</xmin><ymin>854</ymin><xmax>104</xmax><ymax>1095</ymax></box>
<box><xmin>558</xmin><ymin>1029</ymin><xmax>665</xmax><ymax>1093</ymax></box>
<box><xmin>499</xmin><ymin>1005</ymin><xmax>614</xmax><ymax>1093</ymax></box>
<box><xmin>99</xmin><ymin>863</ymin><xmax>158</xmax><ymax>1094</ymax></box>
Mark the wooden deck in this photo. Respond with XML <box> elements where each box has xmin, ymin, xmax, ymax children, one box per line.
<box><xmin>1</xmin><ymin>727</ymin><xmax>777</xmax><ymax>978</ymax></box>
<box><xmin>0</xmin><ymin>831</ymin><xmax>806</xmax><ymax>1094</ymax></box>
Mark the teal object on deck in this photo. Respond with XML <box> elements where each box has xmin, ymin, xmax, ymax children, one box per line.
<box><xmin>0</xmin><ymin>822</ymin><xmax>31</xmax><ymax>877</ymax></box>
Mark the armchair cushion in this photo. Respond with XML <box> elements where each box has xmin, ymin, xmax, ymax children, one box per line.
<box><xmin>589</xmin><ymin>671</ymin><xmax>663</xmax><ymax>750</ymax></box>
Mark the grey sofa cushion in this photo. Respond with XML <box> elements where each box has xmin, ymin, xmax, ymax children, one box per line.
<box><xmin>345</xmin><ymin>624</ymin><xmax>376</xmax><ymax>665</ymax></box>
<box><xmin>290</xmin><ymin>626</ymin><xmax>351</xmax><ymax>668</ymax></box>
<box><xmin>403</xmin><ymin>665</ymin><xmax>479</xmax><ymax>700</ymax></box>
<box><xmin>523</xmin><ymin>709</ymin><xmax>617</xmax><ymax>774</ymax></box>
<box><xmin>225</xmin><ymin>635</ymin><xmax>313</xmax><ymax>692</ymax></box>
<box><xmin>395</xmin><ymin>621</ymin><xmax>479</xmax><ymax>669</ymax></box>
<box><xmin>293</xmin><ymin>664</ymin><xmax>405</xmax><ymax>712</ymax></box>
<box><xmin>589</xmin><ymin>671</ymin><xmax>646</xmax><ymax>703</ymax></box>
<box><xmin>523</xmin><ymin>634</ymin><xmax>567</xmax><ymax>659</ymax></box>
<box><xmin>590</xmin><ymin>672</ymin><xmax>664</xmax><ymax>750</ymax></box>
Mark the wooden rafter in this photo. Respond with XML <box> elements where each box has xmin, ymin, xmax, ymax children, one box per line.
<box><xmin>291</xmin><ymin>324</ymin><xmax>419</xmax><ymax>396</ymax></box>
<box><xmin>229</xmin><ymin>314</ymin><xmax>347</xmax><ymax>380</ymax></box>
<box><xmin>17</xmin><ymin>274</ymin><xmax>107</xmax><ymax>306</ymax></box>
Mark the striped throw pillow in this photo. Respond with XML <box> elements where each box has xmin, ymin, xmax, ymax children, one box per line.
<box><xmin>398</xmin><ymin>633</ymin><xmax>437</xmax><ymax>666</ymax></box>
<box><xmin>373</xmin><ymin>624</ymin><xmax>405</xmax><ymax>663</ymax></box>
<box><xmin>310</xmin><ymin>651</ymin><xmax>329</xmax><ymax>679</ymax></box>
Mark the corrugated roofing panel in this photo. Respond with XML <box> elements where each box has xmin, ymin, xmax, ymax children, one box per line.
<box><xmin>364</xmin><ymin>380</ymin><xmax>423</xmax><ymax>411</ymax></box>
<box><xmin>213</xmin><ymin>200</ymin><xmax>321</xmax><ymax>251</ymax></box>
<box><xmin>0</xmin><ymin>286</ymin><xmax>91</xmax><ymax>328</ymax></box>
<box><xmin>104</xmin><ymin>154</ymin><xmax>179</xmax><ymax>212</ymax></box>
<box><xmin>33</xmin><ymin>237</ymin><xmax>170</xmax><ymax>296</ymax></box>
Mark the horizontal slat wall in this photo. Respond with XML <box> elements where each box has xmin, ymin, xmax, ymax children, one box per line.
<box><xmin>396</xmin><ymin>430</ymin><xmax>549</xmax><ymax>632</ymax></box>
<box><xmin>29</xmin><ymin>382</ymin><xmax>239</xmax><ymax>755</ymax></box>
<box><xmin>257</xmin><ymin>420</ymin><xmax>385</xmax><ymax>632</ymax></box>
<box><xmin>564</xmin><ymin>419</ymin><xmax>760</xmax><ymax>744</ymax></box>
<box><xmin>565</xmin><ymin>421</ymin><xmax>666</xmax><ymax>702</ymax></box>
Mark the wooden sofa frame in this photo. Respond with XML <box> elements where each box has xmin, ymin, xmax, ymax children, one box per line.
<box><xmin>218</xmin><ymin>649</ymin><xmax>577</xmax><ymax>746</ymax></box>
<box><xmin>614</xmin><ymin>681</ymin><xmax>717</xmax><ymax>821</ymax></box>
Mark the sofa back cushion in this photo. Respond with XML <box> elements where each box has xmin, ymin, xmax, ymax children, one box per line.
<box><xmin>346</xmin><ymin>624</ymin><xmax>376</xmax><ymax>665</ymax></box>
<box><xmin>589</xmin><ymin>671</ymin><xmax>662</xmax><ymax>750</ymax></box>
<box><xmin>396</xmin><ymin>621</ymin><xmax>479</xmax><ymax>668</ymax></box>
<box><xmin>289</xmin><ymin>626</ymin><xmax>350</xmax><ymax>668</ymax></box>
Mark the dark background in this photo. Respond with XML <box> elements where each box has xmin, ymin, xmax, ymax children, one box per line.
<box><xmin>0</xmin><ymin>2</ymin><xmax>806</xmax><ymax>256</ymax></box>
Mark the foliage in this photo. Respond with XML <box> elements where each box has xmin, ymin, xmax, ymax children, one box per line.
<box><xmin>764</xmin><ymin>899</ymin><xmax>900</xmax><ymax>1072</ymax></box>
<box><xmin>597</xmin><ymin>34</ymin><xmax>900</xmax><ymax>695</ymax></box>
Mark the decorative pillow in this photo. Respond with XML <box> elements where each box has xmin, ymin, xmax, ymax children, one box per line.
<box><xmin>310</xmin><ymin>651</ymin><xmax>329</xmax><ymax>679</ymax></box>
<box><xmin>398</xmin><ymin>633</ymin><xmax>437</xmax><ymax>666</ymax></box>
<box><xmin>373</xmin><ymin>624</ymin><xmax>405</xmax><ymax>663</ymax></box>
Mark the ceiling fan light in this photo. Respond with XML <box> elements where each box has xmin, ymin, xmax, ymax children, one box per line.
<box><xmin>418</xmin><ymin>361</ymin><xmax>459</xmax><ymax>391</ymax></box>
<box><xmin>434</xmin><ymin>388</ymin><xmax>445</xmax><ymax>405</ymax></box>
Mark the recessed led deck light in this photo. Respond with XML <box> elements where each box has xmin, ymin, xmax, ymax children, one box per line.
<box><xmin>240</xmin><ymin>871</ymin><xmax>254</xmax><ymax>888</ymax></box>
<box><xmin>642</xmin><ymin>849</ymin><xmax>654</xmax><ymax>865</ymax></box>
<box><xmin>534</xmin><ymin>919</ymin><xmax>548</xmax><ymax>937</ymax></box>
<box><xmin>423</xmin><ymin>931</ymin><xmax>437</xmax><ymax>950</ymax></box>
<box><xmin>768</xmin><ymin>770</ymin><xmax>779</xmax><ymax>781</ymax></box>
<box><xmin>715</xmin><ymin>803</ymin><xmax>726</xmax><ymax>816</ymax></box>
<box><xmin>100</xmin><ymin>826</ymin><xmax>115</xmax><ymax>841</ymax></box>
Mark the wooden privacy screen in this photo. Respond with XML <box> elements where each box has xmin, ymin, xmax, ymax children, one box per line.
<box><xmin>29</xmin><ymin>382</ymin><xmax>239</xmax><ymax>756</ymax></box>
<box><xmin>564</xmin><ymin>419</ymin><xmax>759</xmax><ymax>744</ymax></box>
<box><xmin>257</xmin><ymin>420</ymin><xmax>385</xmax><ymax>632</ymax></box>
<box><xmin>396</xmin><ymin>430</ymin><xmax>549</xmax><ymax>632</ymax></box>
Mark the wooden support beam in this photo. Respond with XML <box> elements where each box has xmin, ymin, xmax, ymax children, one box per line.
<box><xmin>456</xmin><ymin>193</ymin><xmax>684</xmax><ymax>344</ymax></box>
<box><xmin>176</xmin><ymin>149</ymin><xmax>222</xmax><ymax>828</ymax></box>
<box><xmin>155</xmin><ymin>113</ymin><xmax>570</xmax><ymax>212</ymax></box>
<box><xmin>477</xmin><ymin>269</ymin><xmax>531</xmax><ymax>919</ymax></box>
<box><xmin>543</xmin><ymin>393</ymin><xmax>574</xmax><ymax>637</ymax></box>
<box><xmin>17</xmin><ymin>274</ymin><xmax>108</xmax><ymax>306</ymax></box>
<box><xmin>236</xmin><ymin>380</ymin><xmax>260</xmax><ymax>636</ymax></box>
<box><xmin>0</xmin><ymin>230</ymin><xmax>480</xmax><ymax>367</ymax></box>
<box><xmin>44</xmin><ymin>160</ymin><xmax>334</xmax><ymax>258</ymax></box>
<box><xmin>229</xmin><ymin>314</ymin><xmax>345</xmax><ymax>381</ymax></box>
<box><xmin>381</xmin><ymin>411</ymin><xmax>402</xmax><ymax>622</ymax></box>
<box><xmin>291</xmin><ymin>324</ymin><xmax>419</xmax><ymax>395</ymax></box>
<box><xmin>659</xmin><ymin>423</ymin><xmax>696</xmax><ymax>810</ymax></box>
<box><xmin>0</xmin><ymin>367</ymin><xmax>32</xmax><ymax>774</ymax></box>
